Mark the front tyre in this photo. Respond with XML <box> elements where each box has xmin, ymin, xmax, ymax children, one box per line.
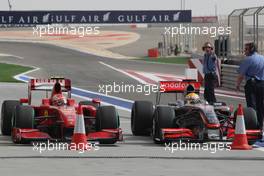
<box><xmin>153</xmin><ymin>106</ymin><xmax>175</xmax><ymax>144</ymax></box>
<box><xmin>1</xmin><ymin>100</ymin><xmax>20</xmax><ymax>135</ymax></box>
<box><xmin>131</xmin><ymin>101</ymin><xmax>153</xmax><ymax>136</ymax></box>
<box><xmin>96</xmin><ymin>106</ymin><xmax>119</xmax><ymax>144</ymax></box>
<box><xmin>12</xmin><ymin>105</ymin><xmax>34</xmax><ymax>144</ymax></box>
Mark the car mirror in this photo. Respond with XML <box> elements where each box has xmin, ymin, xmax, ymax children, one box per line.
<box><xmin>92</xmin><ymin>98</ymin><xmax>101</xmax><ymax>105</ymax></box>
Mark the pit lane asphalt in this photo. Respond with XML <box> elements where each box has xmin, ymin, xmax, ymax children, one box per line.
<box><xmin>0</xmin><ymin>42</ymin><xmax>263</xmax><ymax>175</ymax></box>
<box><xmin>0</xmin><ymin>84</ymin><xmax>264</xmax><ymax>176</ymax></box>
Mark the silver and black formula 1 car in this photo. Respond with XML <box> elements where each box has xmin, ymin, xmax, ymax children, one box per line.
<box><xmin>131</xmin><ymin>80</ymin><xmax>262</xmax><ymax>144</ymax></box>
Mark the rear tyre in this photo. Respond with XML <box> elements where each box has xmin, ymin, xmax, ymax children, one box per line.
<box><xmin>96</xmin><ymin>106</ymin><xmax>119</xmax><ymax>144</ymax></box>
<box><xmin>131</xmin><ymin>101</ymin><xmax>153</xmax><ymax>136</ymax></box>
<box><xmin>153</xmin><ymin>106</ymin><xmax>175</xmax><ymax>144</ymax></box>
<box><xmin>243</xmin><ymin>107</ymin><xmax>259</xmax><ymax>130</ymax></box>
<box><xmin>1</xmin><ymin>100</ymin><xmax>20</xmax><ymax>135</ymax></box>
<box><xmin>234</xmin><ymin>107</ymin><xmax>259</xmax><ymax>129</ymax></box>
<box><xmin>234</xmin><ymin>107</ymin><xmax>259</xmax><ymax>145</ymax></box>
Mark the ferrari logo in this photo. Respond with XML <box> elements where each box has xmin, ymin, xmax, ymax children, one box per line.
<box><xmin>44</xmin><ymin>110</ymin><xmax>48</xmax><ymax>117</ymax></box>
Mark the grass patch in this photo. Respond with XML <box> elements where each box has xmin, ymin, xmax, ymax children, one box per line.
<box><xmin>0</xmin><ymin>63</ymin><xmax>33</xmax><ymax>82</ymax></box>
<box><xmin>135</xmin><ymin>56</ymin><xmax>189</xmax><ymax>65</ymax></box>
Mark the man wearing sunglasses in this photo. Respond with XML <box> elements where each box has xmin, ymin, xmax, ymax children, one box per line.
<box><xmin>202</xmin><ymin>42</ymin><xmax>218</xmax><ymax>104</ymax></box>
<box><xmin>237</xmin><ymin>42</ymin><xmax>264</xmax><ymax>131</ymax></box>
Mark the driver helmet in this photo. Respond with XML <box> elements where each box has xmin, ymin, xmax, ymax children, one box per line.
<box><xmin>185</xmin><ymin>93</ymin><xmax>200</xmax><ymax>104</ymax></box>
<box><xmin>51</xmin><ymin>94</ymin><xmax>66</xmax><ymax>106</ymax></box>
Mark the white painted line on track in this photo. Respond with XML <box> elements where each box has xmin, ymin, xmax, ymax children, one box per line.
<box><xmin>0</xmin><ymin>53</ymin><xmax>24</xmax><ymax>59</ymax></box>
<box><xmin>13</xmin><ymin>67</ymin><xmax>40</xmax><ymax>80</ymax></box>
<box><xmin>255</xmin><ymin>148</ymin><xmax>264</xmax><ymax>152</ymax></box>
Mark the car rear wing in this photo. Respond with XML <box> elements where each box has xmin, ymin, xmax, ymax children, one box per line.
<box><xmin>155</xmin><ymin>80</ymin><xmax>201</xmax><ymax>105</ymax></box>
<box><xmin>159</xmin><ymin>80</ymin><xmax>201</xmax><ymax>93</ymax></box>
<box><xmin>29</xmin><ymin>78</ymin><xmax>71</xmax><ymax>91</ymax></box>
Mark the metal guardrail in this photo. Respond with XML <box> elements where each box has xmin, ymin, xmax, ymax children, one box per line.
<box><xmin>221</xmin><ymin>64</ymin><xmax>245</xmax><ymax>91</ymax></box>
<box><xmin>228</xmin><ymin>6</ymin><xmax>264</xmax><ymax>55</ymax></box>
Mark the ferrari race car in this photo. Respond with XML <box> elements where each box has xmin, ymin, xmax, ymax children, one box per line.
<box><xmin>131</xmin><ymin>80</ymin><xmax>262</xmax><ymax>144</ymax></box>
<box><xmin>1</xmin><ymin>77</ymin><xmax>122</xmax><ymax>144</ymax></box>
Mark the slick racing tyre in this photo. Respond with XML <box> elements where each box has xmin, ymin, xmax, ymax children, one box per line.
<box><xmin>234</xmin><ymin>107</ymin><xmax>259</xmax><ymax>129</ymax></box>
<box><xmin>153</xmin><ymin>106</ymin><xmax>175</xmax><ymax>144</ymax></box>
<box><xmin>96</xmin><ymin>106</ymin><xmax>119</xmax><ymax>129</ymax></box>
<box><xmin>12</xmin><ymin>105</ymin><xmax>34</xmax><ymax>144</ymax></box>
<box><xmin>131</xmin><ymin>101</ymin><xmax>153</xmax><ymax>136</ymax></box>
<box><xmin>96</xmin><ymin>106</ymin><xmax>119</xmax><ymax>144</ymax></box>
<box><xmin>1</xmin><ymin>100</ymin><xmax>20</xmax><ymax>135</ymax></box>
<box><xmin>13</xmin><ymin>105</ymin><xmax>34</xmax><ymax>129</ymax></box>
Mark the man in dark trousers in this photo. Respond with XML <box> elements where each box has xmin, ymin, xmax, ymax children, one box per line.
<box><xmin>202</xmin><ymin>42</ymin><xmax>218</xmax><ymax>104</ymax></box>
<box><xmin>236</xmin><ymin>42</ymin><xmax>264</xmax><ymax>131</ymax></box>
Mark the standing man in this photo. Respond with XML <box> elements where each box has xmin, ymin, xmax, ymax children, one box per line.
<box><xmin>202</xmin><ymin>42</ymin><xmax>218</xmax><ymax>104</ymax></box>
<box><xmin>236</xmin><ymin>42</ymin><xmax>264</xmax><ymax>131</ymax></box>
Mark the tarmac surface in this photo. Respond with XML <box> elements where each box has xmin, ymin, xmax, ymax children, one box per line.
<box><xmin>108</xmin><ymin>26</ymin><xmax>165</xmax><ymax>57</ymax></box>
<box><xmin>0</xmin><ymin>41</ymin><xmax>263</xmax><ymax>175</ymax></box>
<box><xmin>0</xmin><ymin>84</ymin><xmax>263</xmax><ymax>176</ymax></box>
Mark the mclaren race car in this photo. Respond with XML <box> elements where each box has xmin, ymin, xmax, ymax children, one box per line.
<box><xmin>131</xmin><ymin>80</ymin><xmax>262</xmax><ymax>144</ymax></box>
<box><xmin>1</xmin><ymin>77</ymin><xmax>122</xmax><ymax>144</ymax></box>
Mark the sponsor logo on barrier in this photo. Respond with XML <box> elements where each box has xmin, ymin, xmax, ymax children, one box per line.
<box><xmin>0</xmin><ymin>10</ymin><xmax>192</xmax><ymax>24</ymax></box>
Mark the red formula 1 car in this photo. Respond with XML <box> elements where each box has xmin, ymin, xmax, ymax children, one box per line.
<box><xmin>131</xmin><ymin>80</ymin><xmax>262</xmax><ymax>144</ymax></box>
<box><xmin>1</xmin><ymin>77</ymin><xmax>122</xmax><ymax>144</ymax></box>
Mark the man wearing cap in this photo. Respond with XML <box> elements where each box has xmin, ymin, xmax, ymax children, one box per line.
<box><xmin>236</xmin><ymin>42</ymin><xmax>264</xmax><ymax>131</ymax></box>
<box><xmin>202</xmin><ymin>42</ymin><xmax>218</xmax><ymax>104</ymax></box>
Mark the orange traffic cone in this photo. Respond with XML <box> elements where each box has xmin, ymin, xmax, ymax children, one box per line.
<box><xmin>69</xmin><ymin>105</ymin><xmax>88</xmax><ymax>150</ymax></box>
<box><xmin>231</xmin><ymin>104</ymin><xmax>252</xmax><ymax>150</ymax></box>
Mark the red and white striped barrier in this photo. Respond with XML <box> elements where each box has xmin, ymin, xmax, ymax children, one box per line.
<box><xmin>99</xmin><ymin>61</ymin><xmax>244</xmax><ymax>100</ymax></box>
<box><xmin>120</xmin><ymin>69</ymin><xmax>244</xmax><ymax>100</ymax></box>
